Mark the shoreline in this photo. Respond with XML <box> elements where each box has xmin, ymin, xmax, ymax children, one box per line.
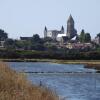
<box><xmin>1</xmin><ymin>58</ymin><xmax>100</xmax><ymax>64</ymax></box>
<box><xmin>1</xmin><ymin>58</ymin><xmax>100</xmax><ymax>72</ymax></box>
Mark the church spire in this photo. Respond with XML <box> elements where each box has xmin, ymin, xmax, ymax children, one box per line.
<box><xmin>67</xmin><ymin>14</ymin><xmax>74</xmax><ymax>23</ymax></box>
<box><xmin>44</xmin><ymin>26</ymin><xmax>47</xmax><ymax>38</ymax></box>
<box><xmin>44</xmin><ymin>26</ymin><xmax>47</xmax><ymax>31</ymax></box>
<box><xmin>61</xmin><ymin>26</ymin><xmax>64</xmax><ymax>34</ymax></box>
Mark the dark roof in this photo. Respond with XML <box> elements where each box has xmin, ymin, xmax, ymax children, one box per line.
<box><xmin>20</xmin><ymin>37</ymin><xmax>32</xmax><ymax>40</ymax></box>
<box><xmin>51</xmin><ymin>30</ymin><xmax>61</xmax><ymax>33</ymax></box>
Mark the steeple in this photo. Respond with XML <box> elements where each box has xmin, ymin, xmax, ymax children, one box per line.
<box><xmin>67</xmin><ymin>14</ymin><xmax>74</xmax><ymax>24</ymax></box>
<box><xmin>61</xmin><ymin>26</ymin><xmax>64</xmax><ymax>34</ymax></box>
<box><xmin>44</xmin><ymin>26</ymin><xmax>47</xmax><ymax>31</ymax></box>
<box><xmin>44</xmin><ymin>26</ymin><xmax>47</xmax><ymax>38</ymax></box>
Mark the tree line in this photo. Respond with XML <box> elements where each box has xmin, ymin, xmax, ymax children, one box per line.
<box><xmin>0</xmin><ymin>49</ymin><xmax>100</xmax><ymax>60</ymax></box>
<box><xmin>0</xmin><ymin>28</ymin><xmax>100</xmax><ymax>60</ymax></box>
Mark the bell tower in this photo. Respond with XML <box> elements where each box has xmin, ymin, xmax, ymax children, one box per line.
<box><xmin>67</xmin><ymin>15</ymin><xmax>77</xmax><ymax>39</ymax></box>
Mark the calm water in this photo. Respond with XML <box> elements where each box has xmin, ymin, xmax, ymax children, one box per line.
<box><xmin>9</xmin><ymin>62</ymin><xmax>100</xmax><ymax>100</ymax></box>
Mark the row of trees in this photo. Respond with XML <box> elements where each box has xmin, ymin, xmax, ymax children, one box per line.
<box><xmin>4</xmin><ymin>34</ymin><xmax>45</xmax><ymax>50</ymax></box>
<box><xmin>0</xmin><ymin>49</ymin><xmax>100</xmax><ymax>60</ymax></box>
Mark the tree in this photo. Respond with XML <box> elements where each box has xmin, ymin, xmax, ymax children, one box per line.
<box><xmin>43</xmin><ymin>37</ymin><xmax>53</xmax><ymax>43</ymax></box>
<box><xmin>4</xmin><ymin>39</ymin><xmax>15</xmax><ymax>49</ymax></box>
<box><xmin>84</xmin><ymin>33</ymin><xmax>91</xmax><ymax>43</ymax></box>
<box><xmin>0</xmin><ymin>29</ymin><xmax>8</xmax><ymax>41</ymax></box>
<box><xmin>31</xmin><ymin>43</ymin><xmax>45</xmax><ymax>50</ymax></box>
<box><xmin>79</xmin><ymin>29</ymin><xmax>85</xmax><ymax>43</ymax></box>
<box><xmin>46</xmin><ymin>44</ymin><xmax>57</xmax><ymax>51</ymax></box>
<box><xmin>97</xmin><ymin>33</ymin><xmax>100</xmax><ymax>37</ymax></box>
<box><xmin>31</xmin><ymin>34</ymin><xmax>41</xmax><ymax>43</ymax></box>
<box><xmin>14</xmin><ymin>40</ymin><xmax>31</xmax><ymax>50</ymax></box>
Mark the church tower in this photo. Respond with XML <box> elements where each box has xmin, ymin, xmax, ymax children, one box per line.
<box><xmin>67</xmin><ymin>15</ymin><xmax>77</xmax><ymax>39</ymax></box>
<box><xmin>61</xmin><ymin>26</ymin><xmax>64</xmax><ymax>34</ymax></box>
<box><xmin>44</xmin><ymin>26</ymin><xmax>47</xmax><ymax>38</ymax></box>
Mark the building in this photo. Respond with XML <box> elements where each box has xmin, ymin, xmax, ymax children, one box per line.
<box><xmin>94</xmin><ymin>35</ymin><xmax>100</xmax><ymax>45</ymax></box>
<box><xmin>44</xmin><ymin>15</ymin><xmax>77</xmax><ymax>42</ymax></box>
<box><xmin>0</xmin><ymin>29</ymin><xmax>8</xmax><ymax>48</ymax></box>
<box><xmin>20</xmin><ymin>37</ymin><xmax>33</xmax><ymax>41</ymax></box>
<box><xmin>66</xmin><ymin>15</ymin><xmax>77</xmax><ymax>39</ymax></box>
<box><xmin>66</xmin><ymin>43</ymin><xmax>92</xmax><ymax>50</ymax></box>
<box><xmin>57</xmin><ymin>34</ymin><xmax>67</xmax><ymax>42</ymax></box>
<box><xmin>0</xmin><ymin>41</ymin><xmax>5</xmax><ymax>48</ymax></box>
<box><xmin>44</xmin><ymin>26</ymin><xmax>64</xmax><ymax>40</ymax></box>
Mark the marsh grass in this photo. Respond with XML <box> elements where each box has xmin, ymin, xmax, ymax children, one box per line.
<box><xmin>0</xmin><ymin>62</ymin><xmax>59</xmax><ymax>100</ymax></box>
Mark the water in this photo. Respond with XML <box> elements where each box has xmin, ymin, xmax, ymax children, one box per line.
<box><xmin>8</xmin><ymin>62</ymin><xmax>100</xmax><ymax>100</ymax></box>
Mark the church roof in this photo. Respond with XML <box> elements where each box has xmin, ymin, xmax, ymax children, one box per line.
<box><xmin>57</xmin><ymin>34</ymin><xmax>67</xmax><ymax>37</ymax></box>
<box><xmin>67</xmin><ymin>14</ymin><xmax>74</xmax><ymax>23</ymax></box>
<box><xmin>71</xmin><ymin>36</ymin><xmax>77</xmax><ymax>40</ymax></box>
<box><xmin>48</xmin><ymin>30</ymin><xmax>61</xmax><ymax>33</ymax></box>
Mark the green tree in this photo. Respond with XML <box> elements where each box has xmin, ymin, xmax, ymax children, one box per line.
<box><xmin>84</xmin><ymin>33</ymin><xmax>91</xmax><ymax>43</ymax></box>
<box><xmin>46</xmin><ymin>44</ymin><xmax>57</xmax><ymax>51</ymax></box>
<box><xmin>97</xmin><ymin>33</ymin><xmax>100</xmax><ymax>37</ymax></box>
<box><xmin>30</xmin><ymin>34</ymin><xmax>44</xmax><ymax>50</ymax></box>
<box><xmin>4</xmin><ymin>39</ymin><xmax>15</xmax><ymax>49</ymax></box>
<box><xmin>14</xmin><ymin>40</ymin><xmax>31</xmax><ymax>50</ymax></box>
<box><xmin>79</xmin><ymin>29</ymin><xmax>85</xmax><ymax>43</ymax></box>
<box><xmin>31</xmin><ymin>34</ymin><xmax>41</xmax><ymax>43</ymax></box>
<box><xmin>43</xmin><ymin>37</ymin><xmax>53</xmax><ymax>43</ymax></box>
<box><xmin>0</xmin><ymin>29</ymin><xmax>8</xmax><ymax>41</ymax></box>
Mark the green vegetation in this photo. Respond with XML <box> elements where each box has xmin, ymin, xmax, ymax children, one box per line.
<box><xmin>0</xmin><ymin>29</ymin><xmax>8</xmax><ymax>41</ymax></box>
<box><xmin>79</xmin><ymin>29</ymin><xmax>91</xmax><ymax>43</ymax></box>
<box><xmin>0</xmin><ymin>49</ymin><xmax>100</xmax><ymax>60</ymax></box>
<box><xmin>79</xmin><ymin>29</ymin><xmax>85</xmax><ymax>43</ymax></box>
<box><xmin>0</xmin><ymin>28</ymin><xmax>100</xmax><ymax>60</ymax></box>
<box><xmin>0</xmin><ymin>62</ymin><xmax>59</xmax><ymax>100</ymax></box>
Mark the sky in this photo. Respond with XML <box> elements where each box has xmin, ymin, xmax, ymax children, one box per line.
<box><xmin>0</xmin><ymin>0</ymin><xmax>100</xmax><ymax>39</ymax></box>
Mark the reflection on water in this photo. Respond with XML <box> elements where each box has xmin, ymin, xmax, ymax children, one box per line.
<box><xmin>9</xmin><ymin>62</ymin><xmax>100</xmax><ymax>100</ymax></box>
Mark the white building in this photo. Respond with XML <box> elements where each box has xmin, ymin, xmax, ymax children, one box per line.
<box><xmin>44</xmin><ymin>26</ymin><xmax>64</xmax><ymax>40</ymax></box>
<box><xmin>56</xmin><ymin>34</ymin><xmax>67</xmax><ymax>41</ymax></box>
<box><xmin>0</xmin><ymin>41</ymin><xmax>5</xmax><ymax>48</ymax></box>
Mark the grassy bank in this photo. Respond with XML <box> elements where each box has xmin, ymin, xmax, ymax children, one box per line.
<box><xmin>0</xmin><ymin>62</ymin><xmax>59</xmax><ymax>100</ymax></box>
<box><xmin>53</xmin><ymin>60</ymin><xmax>100</xmax><ymax>65</ymax></box>
<box><xmin>1</xmin><ymin>58</ymin><xmax>100</xmax><ymax>64</ymax></box>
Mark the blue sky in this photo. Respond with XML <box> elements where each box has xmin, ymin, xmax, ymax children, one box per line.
<box><xmin>0</xmin><ymin>0</ymin><xmax>100</xmax><ymax>39</ymax></box>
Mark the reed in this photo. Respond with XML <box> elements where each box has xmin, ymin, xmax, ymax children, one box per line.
<box><xmin>0</xmin><ymin>62</ymin><xmax>59</xmax><ymax>100</ymax></box>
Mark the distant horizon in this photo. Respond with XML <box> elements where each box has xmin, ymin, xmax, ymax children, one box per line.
<box><xmin>0</xmin><ymin>0</ymin><xmax>99</xmax><ymax>39</ymax></box>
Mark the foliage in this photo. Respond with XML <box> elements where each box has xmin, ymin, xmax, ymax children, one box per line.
<box><xmin>4</xmin><ymin>39</ymin><xmax>15</xmax><ymax>49</ymax></box>
<box><xmin>31</xmin><ymin>34</ymin><xmax>42</xmax><ymax>43</ymax></box>
<box><xmin>0</xmin><ymin>49</ymin><xmax>100</xmax><ymax>60</ymax></box>
<box><xmin>84</xmin><ymin>33</ymin><xmax>91</xmax><ymax>43</ymax></box>
<box><xmin>79</xmin><ymin>30</ymin><xmax>91</xmax><ymax>43</ymax></box>
<box><xmin>0</xmin><ymin>29</ymin><xmax>8</xmax><ymax>41</ymax></box>
<box><xmin>79</xmin><ymin>29</ymin><xmax>85</xmax><ymax>43</ymax></box>
<box><xmin>97</xmin><ymin>33</ymin><xmax>100</xmax><ymax>37</ymax></box>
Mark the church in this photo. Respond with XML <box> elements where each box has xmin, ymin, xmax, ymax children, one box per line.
<box><xmin>44</xmin><ymin>15</ymin><xmax>77</xmax><ymax>43</ymax></box>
